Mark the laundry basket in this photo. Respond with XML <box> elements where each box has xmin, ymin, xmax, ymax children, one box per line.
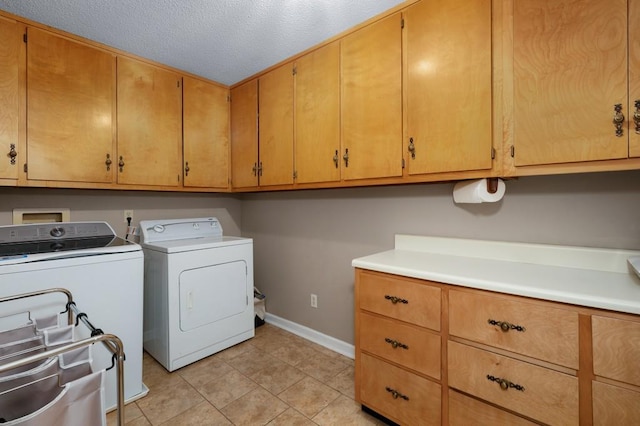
<box><xmin>0</xmin><ymin>289</ymin><xmax>126</xmax><ymax>426</ymax></box>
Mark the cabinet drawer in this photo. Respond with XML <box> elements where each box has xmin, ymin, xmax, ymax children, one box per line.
<box><xmin>592</xmin><ymin>381</ymin><xmax>640</xmax><ymax>426</ymax></box>
<box><xmin>448</xmin><ymin>341</ymin><xmax>578</xmax><ymax>426</ymax></box>
<box><xmin>449</xmin><ymin>389</ymin><xmax>537</xmax><ymax>426</ymax></box>
<box><xmin>592</xmin><ymin>315</ymin><xmax>640</xmax><ymax>387</ymax></box>
<box><xmin>449</xmin><ymin>290</ymin><xmax>579</xmax><ymax>369</ymax></box>
<box><xmin>359</xmin><ymin>311</ymin><xmax>440</xmax><ymax>379</ymax></box>
<box><xmin>360</xmin><ymin>353</ymin><xmax>440</xmax><ymax>426</ymax></box>
<box><xmin>358</xmin><ymin>271</ymin><xmax>440</xmax><ymax>330</ymax></box>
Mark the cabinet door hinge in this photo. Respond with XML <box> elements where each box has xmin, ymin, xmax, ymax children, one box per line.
<box><xmin>227</xmin><ymin>94</ymin><xmax>231</xmax><ymax>102</ymax></box>
<box><xmin>402</xmin><ymin>158</ymin><xmax>405</xmax><ymax>169</ymax></box>
<box><xmin>491</xmin><ymin>147</ymin><xmax>496</xmax><ymax>160</ymax></box>
<box><xmin>293</xmin><ymin>170</ymin><xmax>297</xmax><ymax>179</ymax></box>
<box><xmin>23</xmin><ymin>33</ymin><xmax>27</xmax><ymax>43</ymax></box>
<box><xmin>23</xmin><ymin>163</ymin><xmax>27</xmax><ymax>172</ymax></box>
<box><xmin>510</xmin><ymin>145</ymin><xmax>515</xmax><ymax>157</ymax></box>
<box><xmin>401</xmin><ymin>18</ymin><xmax>405</xmax><ymax>29</ymax></box>
<box><xmin>292</xmin><ymin>66</ymin><xmax>297</xmax><ymax>76</ymax></box>
<box><xmin>177</xmin><ymin>80</ymin><xmax>181</xmax><ymax>88</ymax></box>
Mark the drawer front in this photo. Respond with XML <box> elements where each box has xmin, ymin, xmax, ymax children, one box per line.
<box><xmin>448</xmin><ymin>341</ymin><xmax>579</xmax><ymax>426</ymax></box>
<box><xmin>359</xmin><ymin>311</ymin><xmax>441</xmax><ymax>379</ymax></box>
<box><xmin>358</xmin><ymin>271</ymin><xmax>440</xmax><ymax>330</ymax></box>
<box><xmin>592</xmin><ymin>315</ymin><xmax>640</xmax><ymax>387</ymax></box>
<box><xmin>449</xmin><ymin>290</ymin><xmax>579</xmax><ymax>369</ymax></box>
<box><xmin>592</xmin><ymin>381</ymin><xmax>640</xmax><ymax>426</ymax></box>
<box><xmin>449</xmin><ymin>389</ymin><xmax>538</xmax><ymax>426</ymax></box>
<box><xmin>360</xmin><ymin>353</ymin><xmax>441</xmax><ymax>426</ymax></box>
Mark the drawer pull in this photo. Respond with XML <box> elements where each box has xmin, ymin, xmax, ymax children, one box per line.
<box><xmin>488</xmin><ymin>319</ymin><xmax>526</xmax><ymax>332</ymax></box>
<box><xmin>486</xmin><ymin>375</ymin><xmax>525</xmax><ymax>392</ymax></box>
<box><xmin>385</xmin><ymin>386</ymin><xmax>410</xmax><ymax>401</ymax></box>
<box><xmin>385</xmin><ymin>295</ymin><xmax>408</xmax><ymax>304</ymax></box>
<box><xmin>384</xmin><ymin>338</ymin><xmax>409</xmax><ymax>350</ymax></box>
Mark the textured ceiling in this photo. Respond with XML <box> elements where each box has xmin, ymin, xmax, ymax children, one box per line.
<box><xmin>0</xmin><ymin>0</ymin><xmax>405</xmax><ymax>86</ymax></box>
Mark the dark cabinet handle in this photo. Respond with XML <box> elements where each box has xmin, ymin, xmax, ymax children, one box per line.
<box><xmin>8</xmin><ymin>144</ymin><xmax>17</xmax><ymax>165</ymax></box>
<box><xmin>385</xmin><ymin>295</ymin><xmax>408</xmax><ymax>305</ymax></box>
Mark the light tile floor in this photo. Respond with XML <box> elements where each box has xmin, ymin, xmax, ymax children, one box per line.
<box><xmin>107</xmin><ymin>323</ymin><xmax>388</xmax><ymax>425</ymax></box>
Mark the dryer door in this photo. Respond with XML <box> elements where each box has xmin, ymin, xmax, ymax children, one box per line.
<box><xmin>178</xmin><ymin>260</ymin><xmax>249</xmax><ymax>331</ymax></box>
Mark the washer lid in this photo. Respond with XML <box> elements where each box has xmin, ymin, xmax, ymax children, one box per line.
<box><xmin>140</xmin><ymin>217</ymin><xmax>223</xmax><ymax>243</ymax></box>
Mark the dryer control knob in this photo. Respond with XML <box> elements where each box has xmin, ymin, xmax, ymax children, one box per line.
<box><xmin>153</xmin><ymin>224</ymin><xmax>165</xmax><ymax>233</ymax></box>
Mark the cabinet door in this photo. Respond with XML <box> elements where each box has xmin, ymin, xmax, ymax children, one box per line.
<box><xmin>258</xmin><ymin>62</ymin><xmax>294</xmax><ymax>186</ymax></box>
<box><xmin>405</xmin><ymin>0</ymin><xmax>492</xmax><ymax>174</ymax></box>
<box><xmin>513</xmin><ymin>0</ymin><xmax>628</xmax><ymax>166</ymax></box>
<box><xmin>593</xmin><ymin>381</ymin><xmax>640</xmax><ymax>425</ymax></box>
<box><xmin>117</xmin><ymin>56</ymin><xmax>182</xmax><ymax>187</ymax></box>
<box><xmin>27</xmin><ymin>27</ymin><xmax>114</xmax><ymax>183</ymax></box>
<box><xmin>294</xmin><ymin>42</ymin><xmax>341</xmax><ymax>184</ymax></box>
<box><xmin>230</xmin><ymin>79</ymin><xmax>258</xmax><ymax>189</ymax></box>
<box><xmin>592</xmin><ymin>315</ymin><xmax>640</xmax><ymax>387</ymax></box>
<box><xmin>183</xmin><ymin>77</ymin><xmax>229</xmax><ymax>189</ymax></box>
<box><xmin>342</xmin><ymin>13</ymin><xmax>402</xmax><ymax>180</ymax></box>
<box><xmin>630</xmin><ymin>0</ymin><xmax>640</xmax><ymax>157</ymax></box>
<box><xmin>0</xmin><ymin>17</ymin><xmax>20</xmax><ymax>181</ymax></box>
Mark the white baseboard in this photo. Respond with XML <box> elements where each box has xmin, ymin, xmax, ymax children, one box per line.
<box><xmin>265</xmin><ymin>313</ymin><xmax>355</xmax><ymax>359</ymax></box>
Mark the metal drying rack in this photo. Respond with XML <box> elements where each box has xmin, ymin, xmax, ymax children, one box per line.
<box><xmin>0</xmin><ymin>288</ymin><xmax>125</xmax><ymax>426</ymax></box>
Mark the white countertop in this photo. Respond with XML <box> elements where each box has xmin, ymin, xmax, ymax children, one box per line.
<box><xmin>352</xmin><ymin>235</ymin><xmax>640</xmax><ymax>315</ymax></box>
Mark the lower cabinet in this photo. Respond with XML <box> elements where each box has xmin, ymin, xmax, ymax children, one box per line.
<box><xmin>592</xmin><ymin>381</ymin><xmax>640</xmax><ymax>425</ymax></box>
<box><xmin>448</xmin><ymin>390</ymin><xmax>537</xmax><ymax>426</ymax></box>
<box><xmin>354</xmin><ymin>268</ymin><xmax>640</xmax><ymax>425</ymax></box>
<box><xmin>360</xmin><ymin>353</ymin><xmax>441</xmax><ymax>426</ymax></box>
<box><xmin>448</xmin><ymin>341</ymin><xmax>578</xmax><ymax>425</ymax></box>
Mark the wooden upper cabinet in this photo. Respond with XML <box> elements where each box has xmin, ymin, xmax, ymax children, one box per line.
<box><xmin>512</xmin><ymin>0</ymin><xmax>628</xmax><ymax>166</ymax></box>
<box><xmin>230</xmin><ymin>79</ymin><xmax>258</xmax><ymax>189</ymax></box>
<box><xmin>630</xmin><ymin>0</ymin><xmax>640</xmax><ymax>158</ymax></box>
<box><xmin>183</xmin><ymin>77</ymin><xmax>229</xmax><ymax>189</ymax></box>
<box><xmin>26</xmin><ymin>27</ymin><xmax>115</xmax><ymax>183</ymax></box>
<box><xmin>0</xmin><ymin>17</ymin><xmax>20</xmax><ymax>181</ymax></box>
<box><xmin>294</xmin><ymin>42</ymin><xmax>341</xmax><ymax>184</ymax></box>
<box><xmin>405</xmin><ymin>0</ymin><xmax>492</xmax><ymax>174</ymax></box>
<box><xmin>258</xmin><ymin>62</ymin><xmax>294</xmax><ymax>186</ymax></box>
<box><xmin>116</xmin><ymin>56</ymin><xmax>182</xmax><ymax>187</ymax></box>
<box><xmin>342</xmin><ymin>13</ymin><xmax>403</xmax><ymax>180</ymax></box>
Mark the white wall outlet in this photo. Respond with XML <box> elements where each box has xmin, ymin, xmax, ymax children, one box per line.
<box><xmin>310</xmin><ymin>293</ymin><xmax>318</xmax><ymax>308</ymax></box>
<box><xmin>124</xmin><ymin>210</ymin><xmax>133</xmax><ymax>224</ymax></box>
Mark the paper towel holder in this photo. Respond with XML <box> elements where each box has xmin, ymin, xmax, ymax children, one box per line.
<box><xmin>486</xmin><ymin>178</ymin><xmax>499</xmax><ymax>194</ymax></box>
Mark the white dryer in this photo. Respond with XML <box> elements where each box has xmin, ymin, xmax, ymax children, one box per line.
<box><xmin>140</xmin><ymin>217</ymin><xmax>254</xmax><ymax>371</ymax></box>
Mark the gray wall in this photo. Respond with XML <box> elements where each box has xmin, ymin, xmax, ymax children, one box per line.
<box><xmin>0</xmin><ymin>187</ymin><xmax>243</xmax><ymax>238</ymax></box>
<box><xmin>242</xmin><ymin>170</ymin><xmax>640</xmax><ymax>344</ymax></box>
<box><xmin>2</xmin><ymin>170</ymin><xmax>639</xmax><ymax>346</ymax></box>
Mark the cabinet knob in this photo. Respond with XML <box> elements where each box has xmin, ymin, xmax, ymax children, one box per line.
<box><xmin>385</xmin><ymin>386</ymin><xmax>409</xmax><ymax>401</ymax></box>
<box><xmin>634</xmin><ymin>100</ymin><xmax>640</xmax><ymax>134</ymax></box>
<box><xmin>488</xmin><ymin>319</ymin><xmax>526</xmax><ymax>332</ymax></box>
<box><xmin>613</xmin><ymin>104</ymin><xmax>625</xmax><ymax>137</ymax></box>
<box><xmin>185</xmin><ymin>161</ymin><xmax>190</xmax><ymax>176</ymax></box>
<box><xmin>385</xmin><ymin>295</ymin><xmax>408</xmax><ymax>305</ymax></box>
<box><xmin>408</xmin><ymin>137</ymin><xmax>416</xmax><ymax>159</ymax></box>
<box><xmin>118</xmin><ymin>156</ymin><xmax>125</xmax><ymax>172</ymax></box>
<box><xmin>8</xmin><ymin>144</ymin><xmax>17</xmax><ymax>165</ymax></box>
<box><xmin>105</xmin><ymin>153</ymin><xmax>112</xmax><ymax>171</ymax></box>
<box><xmin>333</xmin><ymin>150</ymin><xmax>339</xmax><ymax>168</ymax></box>
<box><xmin>487</xmin><ymin>375</ymin><xmax>525</xmax><ymax>392</ymax></box>
<box><xmin>343</xmin><ymin>149</ymin><xmax>349</xmax><ymax>168</ymax></box>
<box><xmin>385</xmin><ymin>337</ymin><xmax>409</xmax><ymax>350</ymax></box>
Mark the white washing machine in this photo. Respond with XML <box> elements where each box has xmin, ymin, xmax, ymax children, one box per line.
<box><xmin>139</xmin><ymin>217</ymin><xmax>254</xmax><ymax>372</ymax></box>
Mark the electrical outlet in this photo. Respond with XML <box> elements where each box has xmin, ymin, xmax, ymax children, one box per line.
<box><xmin>310</xmin><ymin>294</ymin><xmax>318</xmax><ymax>308</ymax></box>
<box><xmin>124</xmin><ymin>210</ymin><xmax>133</xmax><ymax>224</ymax></box>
